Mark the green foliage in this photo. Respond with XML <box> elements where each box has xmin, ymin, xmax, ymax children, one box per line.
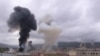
<box><xmin>0</xmin><ymin>48</ymin><xmax>9</xmax><ymax>52</ymax></box>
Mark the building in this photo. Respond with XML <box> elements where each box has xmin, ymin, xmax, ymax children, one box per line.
<box><xmin>68</xmin><ymin>49</ymin><xmax>77</xmax><ymax>56</ymax></box>
<box><xmin>76</xmin><ymin>48</ymin><xmax>100</xmax><ymax>56</ymax></box>
<box><xmin>68</xmin><ymin>43</ymin><xmax>100</xmax><ymax>56</ymax></box>
<box><xmin>68</xmin><ymin>48</ymin><xmax>100</xmax><ymax>56</ymax></box>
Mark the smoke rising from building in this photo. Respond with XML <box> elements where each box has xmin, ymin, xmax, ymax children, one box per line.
<box><xmin>7</xmin><ymin>6</ymin><xmax>37</xmax><ymax>52</ymax></box>
<box><xmin>38</xmin><ymin>14</ymin><xmax>62</xmax><ymax>51</ymax></box>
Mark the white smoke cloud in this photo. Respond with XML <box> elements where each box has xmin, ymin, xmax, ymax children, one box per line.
<box><xmin>38</xmin><ymin>14</ymin><xmax>62</xmax><ymax>50</ymax></box>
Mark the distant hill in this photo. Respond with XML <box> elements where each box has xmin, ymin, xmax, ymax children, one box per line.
<box><xmin>1</xmin><ymin>42</ymin><xmax>100</xmax><ymax>49</ymax></box>
<box><xmin>0</xmin><ymin>43</ymin><xmax>18</xmax><ymax>48</ymax></box>
<box><xmin>57</xmin><ymin>42</ymin><xmax>100</xmax><ymax>49</ymax></box>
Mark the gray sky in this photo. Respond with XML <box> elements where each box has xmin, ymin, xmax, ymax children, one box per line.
<box><xmin>0</xmin><ymin>0</ymin><xmax>100</xmax><ymax>45</ymax></box>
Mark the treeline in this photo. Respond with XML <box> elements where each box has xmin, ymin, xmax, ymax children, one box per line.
<box><xmin>0</xmin><ymin>48</ymin><xmax>9</xmax><ymax>52</ymax></box>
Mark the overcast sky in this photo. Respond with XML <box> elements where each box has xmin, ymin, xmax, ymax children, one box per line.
<box><xmin>0</xmin><ymin>0</ymin><xmax>100</xmax><ymax>45</ymax></box>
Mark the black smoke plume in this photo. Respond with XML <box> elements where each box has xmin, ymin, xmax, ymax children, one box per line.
<box><xmin>7</xmin><ymin>6</ymin><xmax>37</xmax><ymax>52</ymax></box>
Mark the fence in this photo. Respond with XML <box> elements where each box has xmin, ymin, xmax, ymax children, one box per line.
<box><xmin>0</xmin><ymin>53</ymin><xmax>16</xmax><ymax>56</ymax></box>
<box><xmin>0</xmin><ymin>52</ymin><xmax>69</xmax><ymax>56</ymax></box>
<box><xmin>0</xmin><ymin>53</ymin><xmax>31</xmax><ymax>56</ymax></box>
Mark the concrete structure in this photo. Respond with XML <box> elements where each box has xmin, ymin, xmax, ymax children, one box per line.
<box><xmin>31</xmin><ymin>51</ymin><xmax>68</xmax><ymax>56</ymax></box>
<box><xmin>77</xmin><ymin>48</ymin><xmax>100</xmax><ymax>56</ymax></box>
<box><xmin>68</xmin><ymin>43</ymin><xmax>100</xmax><ymax>56</ymax></box>
<box><xmin>17</xmin><ymin>53</ymin><xmax>31</xmax><ymax>56</ymax></box>
<box><xmin>38</xmin><ymin>52</ymin><xmax>69</xmax><ymax>56</ymax></box>
<box><xmin>68</xmin><ymin>50</ymin><xmax>77</xmax><ymax>56</ymax></box>
<box><xmin>68</xmin><ymin>48</ymin><xmax>100</xmax><ymax>56</ymax></box>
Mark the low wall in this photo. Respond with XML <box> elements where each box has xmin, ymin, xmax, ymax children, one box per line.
<box><xmin>32</xmin><ymin>52</ymin><xmax>69</xmax><ymax>56</ymax></box>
